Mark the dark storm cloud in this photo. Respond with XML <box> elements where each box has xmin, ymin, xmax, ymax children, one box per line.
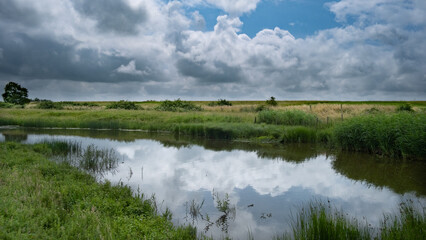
<box><xmin>72</xmin><ymin>0</ymin><xmax>147</xmax><ymax>35</ymax></box>
<box><xmin>0</xmin><ymin>32</ymin><xmax>154</xmax><ymax>83</ymax></box>
<box><xmin>176</xmin><ymin>58</ymin><xmax>244</xmax><ymax>85</ymax></box>
<box><xmin>0</xmin><ymin>0</ymin><xmax>41</xmax><ymax>27</ymax></box>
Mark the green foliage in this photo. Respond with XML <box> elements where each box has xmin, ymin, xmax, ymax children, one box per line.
<box><xmin>380</xmin><ymin>200</ymin><xmax>426</xmax><ymax>240</ymax></box>
<box><xmin>38</xmin><ymin>100</ymin><xmax>63</xmax><ymax>109</ymax></box>
<box><xmin>279</xmin><ymin>200</ymin><xmax>426</xmax><ymax>240</ymax></box>
<box><xmin>396</xmin><ymin>103</ymin><xmax>414</xmax><ymax>112</ymax></box>
<box><xmin>2</xmin><ymin>82</ymin><xmax>30</xmax><ymax>105</ymax></box>
<box><xmin>0</xmin><ymin>102</ymin><xmax>14</xmax><ymax>108</ymax></box>
<box><xmin>266</xmin><ymin>96</ymin><xmax>278</xmax><ymax>106</ymax></box>
<box><xmin>61</xmin><ymin>101</ymin><xmax>99</xmax><ymax>107</ymax></box>
<box><xmin>333</xmin><ymin>112</ymin><xmax>426</xmax><ymax>159</ymax></box>
<box><xmin>208</xmin><ymin>99</ymin><xmax>233</xmax><ymax>106</ymax></box>
<box><xmin>281</xmin><ymin>127</ymin><xmax>317</xmax><ymax>143</ymax></box>
<box><xmin>155</xmin><ymin>99</ymin><xmax>202</xmax><ymax>112</ymax></box>
<box><xmin>287</xmin><ymin>201</ymin><xmax>371</xmax><ymax>240</ymax></box>
<box><xmin>257</xmin><ymin>110</ymin><xmax>317</xmax><ymax>126</ymax></box>
<box><xmin>0</xmin><ymin>142</ymin><xmax>196</xmax><ymax>239</ymax></box>
<box><xmin>106</xmin><ymin>100</ymin><xmax>140</xmax><ymax>110</ymax></box>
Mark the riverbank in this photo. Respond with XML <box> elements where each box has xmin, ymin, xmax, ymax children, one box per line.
<box><xmin>1</xmin><ymin>142</ymin><xmax>425</xmax><ymax>239</ymax></box>
<box><xmin>0</xmin><ymin>142</ymin><xmax>196</xmax><ymax>239</ymax></box>
<box><xmin>0</xmin><ymin>101</ymin><xmax>425</xmax><ymax>160</ymax></box>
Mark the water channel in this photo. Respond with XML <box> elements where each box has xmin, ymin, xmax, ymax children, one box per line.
<box><xmin>1</xmin><ymin>128</ymin><xmax>425</xmax><ymax>239</ymax></box>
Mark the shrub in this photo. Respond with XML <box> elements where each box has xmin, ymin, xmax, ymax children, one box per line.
<box><xmin>208</xmin><ymin>99</ymin><xmax>232</xmax><ymax>106</ymax></box>
<box><xmin>38</xmin><ymin>100</ymin><xmax>63</xmax><ymax>110</ymax></box>
<box><xmin>155</xmin><ymin>99</ymin><xmax>202</xmax><ymax>112</ymax></box>
<box><xmin>106</xmin><ymin>100</ymin><xmax>140</xmax><ymax>110</ymax></box>
<box><xmin>0</xmin><ymin>102</ymin><xmax>14</xmax><ymax>108</ymax></box>
<box><xmin>257</xmin><ymin>110</ymin><xmax>317</xmax><ymax>126</ymax></box>
<box><xmin>396</xmin><ymin>103</ymin><xmax>414</xmax><ymax>112</ymax></box>
<box><xmin>61</xmin><ymin>101</ymin><xmax>99</xmax><ymax>107</ymax></box>
<box><xmin>266</xmin><ymin>96</ymin><xmax>278</xmax><ymax>106</ymax></box>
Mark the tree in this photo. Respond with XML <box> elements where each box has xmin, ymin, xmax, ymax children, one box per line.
<box><xmin>2</xmin><ymin>82</ymin><xmax>30</xmax><ymax>105</ymax></box>
<box><xmin>266</xmin><ymin>96</ymin><xmax>278</xmax><ymax>106</ymax></box>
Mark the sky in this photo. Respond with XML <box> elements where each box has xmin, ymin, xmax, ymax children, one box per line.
<box><xmin>0</xmin><ymin>0</ymin><xmax>425</xmax><ymax>101</ymax></box>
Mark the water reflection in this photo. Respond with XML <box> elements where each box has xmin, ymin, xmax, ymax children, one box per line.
<box><xmin>0</xmin><ymin>129</ymin><xmax>425</xmax><ymax>239</ymax></box>
<box><xmin>333</xmin><ymin>152</ymin><xmax>426</xmax><ymax>196</ymax></box>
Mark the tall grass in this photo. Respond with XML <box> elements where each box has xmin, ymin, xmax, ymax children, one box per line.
<box><xmin>279</xmin><ymin>200</ymin><xmax>426</xmax><ymax>240</ymax></box>
<box><xmin>258</xmin><ymin>110</ymin><xmax>318</xmax><ymax>126</ymax></box>
<box><xmin>0</xmin><ymin>142</ymin><xmax>196</xmax><ymax>239</ymax></box>
<box><xmin>333</xmin><ymin>112</ymin><xmax>426</xmax><ymax>159</ymax></box>
<box><xmin>35</xmin><ymin>140</ymin><xmax>119</xmax><ymax>175</ymax></box>
<box><xmin>380</xmin><ymin>200</ymin><xmax>426</xmax><ymax>239</ymax></box>
<box><xmin>287</xmin><ymin>201</ymin><xmax>371</xmax><ymax>240</ymax></box>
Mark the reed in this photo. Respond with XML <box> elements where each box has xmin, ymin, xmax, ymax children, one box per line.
<box><xmin>279</xmin><ymin>200</ymin><xmax>425</xmax><ymax>240</ymax></box>
<box><xmin>333</xmin><ymin>112</ymin><xmax>426</xmax><ymax>159</ymax></box>
<box><xmin>257</xmin><ymin>110</ymin><xmax>318</xmax><ymax>126</ymax></box>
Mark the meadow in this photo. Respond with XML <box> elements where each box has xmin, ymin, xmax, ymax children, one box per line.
<box><xmin>0</xmin><ymin>100</ymin><xmax>425</xmax><ymax>160</ymax></box>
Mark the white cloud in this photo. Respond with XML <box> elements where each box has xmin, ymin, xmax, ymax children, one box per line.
<box><xmin>0</xmin><ymin>0</ymin><xmax>425</xmax><ymax>100</ymax></box>
<box><xmin>115</xmin><ymin>60</ymin><xmax>147</xmax><ymax>76</ymax></box>
<box><xmin>205</xmin><ymin>0</ymin><xmax>261</xmax><ymax>15</ymax></box>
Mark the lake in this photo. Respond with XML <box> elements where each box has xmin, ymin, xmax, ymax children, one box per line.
<box><xmin>1</xmin><ymin>128</ymin><xmax>425</xmax><ymax>239</ymax></box>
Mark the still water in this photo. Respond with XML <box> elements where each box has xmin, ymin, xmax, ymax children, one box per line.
<box><xmin>1</xmin><ymin>128</ymin><xmax>425</xmax><ymax>239</ymax></box>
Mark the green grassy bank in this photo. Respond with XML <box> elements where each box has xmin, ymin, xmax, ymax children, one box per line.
<box><xmin>0</xmin><ymin>142</ymin><xmax>195</xmax><ymax>239</ymax></box>
<box><xmin>0</xmin><ymin>101</ymin><xmax>425</xmax><ymax>160</ymax></box>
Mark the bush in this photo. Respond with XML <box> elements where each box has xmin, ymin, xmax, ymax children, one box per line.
<box><xmin>0</xmin><ymin>102</ymin><xmax>14</xmax><ymax>108</ymax></box>
<box><xmin>266</xmin><ymin>96</ymin><xmax>278</xmax><ymax>106</ymax></box>
<box><xmin>155</xmin><ymin>99</ymin><xmax>202</xmax><ymax>112</ymax></box>
<box><xmin>208</xmin><ymin>99</ymin><xmax>232</xmax><ymax>106</ymax></box>
<box><xmin>38</xmin><ymin>100</ymin><xmax>63</xmax><ymax>110</ymax></box>
<box><xmin>257</xmin><ymin>110</ymin><xmax>317</xmax><ymax>126</ymax></box>
<box><xmin>396</xmin><ymin>103</ymin><xmax>414</xmax><ymax>112</ymax></box>
<box><xmin>61</xmin><ymin>101</ymin><xmax>99</xmax><ymax>107</ymax></box>
<box><xmin>106</xmin><ymin>101</ymin><xmax>140</xmax><ymax>110</ymax></box>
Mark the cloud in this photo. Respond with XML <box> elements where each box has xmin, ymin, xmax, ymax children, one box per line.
<box><xmin>71</xmin><ymin>0</ymin><xmax>147</xmax><ymax>35</ymax></box>
<box><xmin>0</xmin><ymin>0</ymin><xmax>42</xmax><ymax>27</ymax></box>
<box><xmin>0</xmin><ymin>0</ymin><xmax>425</xmax><ymax>100</ymax></box>
<box><xmin>116</xmin><ymin>60</ymin><xmax>148</xmax><ymax>76</ymax></box>
<box><xmin>205</xmin><ymin>0</ymin><xmax>261</xmax><ymax>16</ymax></box>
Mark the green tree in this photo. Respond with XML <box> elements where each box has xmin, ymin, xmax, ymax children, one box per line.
<box><xmin>2</xmin><ymin>82</ymin><xmax>30</xmax><ymax>105</ymax></box>
<box><xmin>266</xmin><ymin>96</ymin><xmax>278</xmax><ymax>106</ymax></box>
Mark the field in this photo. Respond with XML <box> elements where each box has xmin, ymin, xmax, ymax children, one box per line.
<box><xmin>0</xmin><ymin>100</ymin><xmax>425</xmax><ymax>160</ymax></box>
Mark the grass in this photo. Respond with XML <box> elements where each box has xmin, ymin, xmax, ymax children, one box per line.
<box><xmin>257</xmin><ymin>110</ymin><xmax>318</xmax><ymax>126</ymax></box>
<box><xmin>333</xmin><ymin>112</ymin><xmax>426</xmax><ymax>159</ymax></box>
<box><xmin>278</xmin><ymin>200</ymin><xmax>425</xmax><ymax>240</ymax></box>
<box><xmin>0</xmin><ymin>101</ymin><xmax>425</xmax><ymax>160</ymax></box>
<box><xmin>1</xmin><ymin>141</ymin><xmax>425</xmax><ymax>239</ymax></box>
<box><xmin>0</xmin><ymin>142</ymin><xmax>196</xmax><ymax>239</ymax></box>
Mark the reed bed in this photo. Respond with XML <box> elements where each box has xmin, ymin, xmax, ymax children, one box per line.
<box><xmin>333</xmin><ymin>112</ymin><xmax>426</xmax><ymax>159</ymax></box>
<box><xmin>278</xmin><ymin>200</ymin><xmax>425</xmax><ymax>240</ymax></box>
